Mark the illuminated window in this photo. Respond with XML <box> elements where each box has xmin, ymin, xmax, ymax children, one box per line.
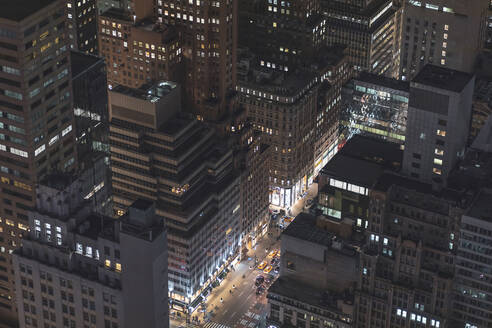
<box><xmin>273</xmin><ymin>22</ymin><xmax>277</xmax><ymax>27</ymax></box>
<box><xmin>433</xmin><ymin>158</ymin><xmax>443</xmax><ymax>166</ymax></box>
<box><xmin>441</xmin><ymin>50</ymin><xmax>446</xmax><ymax>57</ymax></box>
<box><xmin>115</xmin><ymin>263</ymin><xmax>122</xmax><ymax>272</ymax></box>
<box><xmin>444</xmin><ymin>24</ymin><xmax>449</xmax><ymax>31</ymax></box>
<box><xmin>443</xmin><ymin>33</ymin><xmax>448</xmax><ymax>39</ymax></box>
<box><xmin>436</xmin><ymin>129</ymin><xmax>446</xmax><ymax>137</ymax></box>
<box><xmin>433</xmin><ymin>168</ymin><xmax>442</xmax><ymax>175</ymax></box>
<box><xmin>441</xmin><ymin>59</ymin><xmax>446</xmax><ymax>65</ymax></box>
<box><xmin>434</xmin><ymin>148</ymin><xmax>444</xmax><ymax>156</ymax></box>
<box><xmin>105</xmin><ymin>260</ymin><xmax>111</xmax><ymax>268</ymax></box>
<box><xmin>442</xmin><ymin>42</ymin><xmax>447</xmax><ymax>48</ymax></box>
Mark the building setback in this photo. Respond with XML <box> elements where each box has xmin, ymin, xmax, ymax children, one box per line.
<box><xmin>12</xmin><ymin>176</ymin><xmax>168</xmax><ymax>328</ymax></box>
<box><xmin>0</xmin><ymin>0</ymin><xmax>77</xmax><ymax>322</ymax></box>
<box><xmin>108</xmin><ymin>81</ymin><xmax>241</xmax><ymax>311</ymax></box>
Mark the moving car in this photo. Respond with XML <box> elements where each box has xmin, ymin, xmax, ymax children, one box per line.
<box><xmin>263</xmin><ymin>265</ymin><xmax>273</xmax><ymax>274</ymax></box>
<box><xmin>258</xmin><ymin>260</ymin><xmax>268</xmax><ymax>270</ymax></box>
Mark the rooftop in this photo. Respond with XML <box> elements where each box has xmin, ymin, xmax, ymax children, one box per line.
<box><xmin>39</xmin><ymin>173</ymin><xmax>75</xmax><ymax>191</ymax></box>
<box><xmin>468</xmin><ymin>189</ymin><xmax>492</xmax><ymax>222</ymax></box>
<box><xmin>71</xmin><ymin>51</ymin><xmax>104</xmax><ymax>79</ymax></box>
<box><xmin>355</xmin><ymin>72</ymin><xmax>410</xmax><ymax>93</ymax></box>
<box><xmin>0</xmin><ymin>0</ymin><xmax>56</xmax><ymax>21</ymax></box>
<box><xmin>374</xmin><ymin>172</ymin><xmax>432</xmax><ymax>194</ymax></box>
<box><xmin>412</xmin><ymin>64</ymin><xmax>474</xmax><ymax>93</ymax></box>
<box><xmin>99</xmin><ymin>7</ymin><xmax>132</xmax><ymax>21</ymax></box>
<box><xmin>269</xmin><ymin>277</ymin><xmax>353</xmax><ymax>315</ymax></box>
<box><xmin>112</xmin><ymin>81</ymin><xmax>178</xmax><ymax>103</ymax></box>
<box><xmin>283</xmin><ymin>213</ymin><xmax>334</xmax><ymax>246</ymax></box>
<box><xmin>321</xmin><ymin>135</ymin><xmax>403</xmax><ymax>186</ymax></box>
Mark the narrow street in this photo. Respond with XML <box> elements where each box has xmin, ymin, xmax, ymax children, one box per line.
<box><xmin>170</xmin><ymin>183</ymin><xmax>318</xmax><ymax>328</ymax></box>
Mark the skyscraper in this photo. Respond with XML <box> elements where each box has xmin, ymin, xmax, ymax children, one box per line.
<box><xmin>0</xmin><ymin>0</ymin><xmax>77</xmax><ymax>322</ymax></box>
<box><xmin>12</xmin><ymin>175</ymin><xmax>168</xmax><ymax>328</ymax></box>
<box><xmin>322</xmin><ymin>0</ymin><xmax>401</xmax><ymax>76</ymax></box>
<box><xmin>108</xmin><ymin>81</ymin><xmax>241</xmax><ymax>311</ymax></box>
<box><xmin>157</xmin><ymin>0</ymin><xmax>238</xmax><ymax>120</ymax></box>
<box><xmin>399</xmin><ymin>0</ymin><xmax>488</xmax><ymax>81</ymax></box>
<box><xmin>402</xmin><ymin>64</ymin><xmax>474</xmax><ymax>187</ymax></box>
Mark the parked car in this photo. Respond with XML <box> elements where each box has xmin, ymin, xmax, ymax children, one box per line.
<box><xmin>257</xmin><ymin>261</ymin><xmax>268</xmax><ymax>270</ymax></box>
<box><xmin>255</xmin><ymin>275</ymin><xmax>265</xmax><ymax>286</ymax></box>
<box><xmin>274</xmin><ymin>266</ymin><xmax>280</xmax><ymax>274</ymax></box>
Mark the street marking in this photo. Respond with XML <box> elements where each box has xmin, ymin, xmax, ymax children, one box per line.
<box><xmin>230</xmin><ymin>311</ymin><xmax>237</xmax><ymax>317</ymax></box>
<box><xmin>203</xmin><ymin>322</ymin><xmax>232</xmax><ymax>328</ymax></box>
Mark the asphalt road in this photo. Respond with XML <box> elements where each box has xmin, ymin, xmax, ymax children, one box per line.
<box><xmin>202</xmin><ymin>229</ymin><xmax>281</xmax><ymax>328</ymax></box>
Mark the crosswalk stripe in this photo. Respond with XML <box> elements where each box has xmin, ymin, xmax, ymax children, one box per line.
<box><xmin>203</xmin><ymin>321</ymin><xmax>231</xmax><ymax>328</ymax></box>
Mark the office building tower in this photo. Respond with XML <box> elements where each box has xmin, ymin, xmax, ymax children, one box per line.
<box><xmin>341</xmin><ymin>72</ymin><xmax>409</xmax><ymax>145</ymax></box>
<box><xmin>67</xmin><ymin>0</ymin><xmax>99</xmax><ymax>53</ymax></box>
<box><xmin>71</xmin><ymin>51</ymin><xmax>109</xmax><ymax>162</ymax></box>
<box><xmin>12</xmin><ymin>174</ymin><xmax>168</xmax><ymax>328</ymax></box>
<box><xmin>71</xmin><ymin>51</ymin><xmax>112</xmax><ymax>216</ymax></box>
<box><xmin>399</xmin><ymin>0</ymin><xmax>488</xmax><ymax>81</ymax></box>
<box><xmin>322</xmin><ymin>0</ymin><xmax>401</xmax><ymax>76</ymax></box>
<box><xmin>402</xmin><ymin>65</ymin><xmax>474</xmax><ymax>187</ymax></box>
<box><xmin>237</xmin><ymin>64</ymin><xmax>320</xmax><ymax>209</ymax></box>
<box><xmin>157</xmin><ymin>0</ymin><xmax>237</xmax><ymax>121</ymax></box>
<box><xmin>239</xmin><ymin>0</ymin><xmax>325</xmax><ymax>75</ymax></box>
<box><xmin>0</xmin><ymin>0</ymin><xmax>77</xmax><ymax>322</ymax></box>
<box><xmin>355</xmin><ymin>173</ymin><xmax>468</xmax><ymax>328</ymax></box>
<box><xmin>98</xmin><ymin>8</ymin><xmax>182</xmax><ymax>90</ymax></box>
<box><xmin>266</xmin><ymin>212</ymin><xmax>358</xmax><ymax>327</ymax></box>
<box><xmin>236</xmin><ymin>46</ymin><xmax>349</xmax><ymax>209</ymax></box>
<box><xmin>108</xmin><ymin>81</ymin><xmax>241</xmax><ymax>311</ymax></box>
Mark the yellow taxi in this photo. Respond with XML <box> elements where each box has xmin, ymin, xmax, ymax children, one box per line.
<box><xmin>263</xmin><ymin>265</ymin><xmax>273</xmax><ymax>274</ymax></box>
<box><xmin>258</xmin><ymin>261</ymin><xmax>268</xmax><ymax>270</ymax></box>
<box><xmin>268</xmin><ymin>250</ymin><xmax>277</xmax><ymax>258</ymax></box>
<box><xmin>283</xmin><ymin>217</ymin><xmax>294</xmax><ymax>224</ymax></box>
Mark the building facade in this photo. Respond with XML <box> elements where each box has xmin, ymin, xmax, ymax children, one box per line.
<box><xmin>67</xmin><ymin>0</ymin><xmax>99</xmax><ymax>53</ymax></box>
<box><xmin>0</xmin><ymin>1</ymin><xmax>78</xmax><ymax>322</ymax></box>
<box><xmin>340</xmin><ymin>72</ymin><xmax>409</xmax><ymax>145</ymax></box>
<box><xmin>399</xmin><ymin>0</ymin><xmax>488</xmax><ymax>81</ymax></box>
<box><xmin>322</xmin><ymin>0</ymin><xmax>401</xmax><ymax>77</ymax></box>
<box><xmin>98</xmin><ymin>8</ymin><xmax>182</xmax><ymax>90</ymax></box>
<box><xmin>156</xmin><ymin>0</ymin><xmax>238</xmax><ymax>120</ymax></box>
<box><xmin>355</xmin><ymin>176</ymin><xmax>465</xmax><ymax>328</ymax></box>
<box><xmin>108</xmin><ymin>82</ymin><xmax>241</xmax><ymax>311</ymax></box>
<box><xmin>452</xmin><ymin>189</ymin><xmax>492</xmax><ymax>328</ymax></box>
<box><xmin>267</xmin><ymin>212</ymin><xmax>358</xmax><ymax>328</ymax></box>
<box><xmin>12</xmin><ymin>176</ymin><xmax>168</xmax><ymax>328</ymax></box>
<box><xmin>402</xmin><ymin>65</ymin><xmax>474</xmax><ymax>187</ymax></box>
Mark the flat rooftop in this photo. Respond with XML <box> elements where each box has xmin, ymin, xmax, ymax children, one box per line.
<box><xmin>0</xmin><ymin>0</ymin><xmax>56</xmax><ymax>21</ymax></box>
<box><xmin>320</xmin><ymin>135</ymin><xmax>403</xmax><ymax>186</ymax></box>
<box><xmin>99</xmin><ymin>7</ymin><xmax>132</xmax><ymax>21</ymax></box>
<box><xmin>112</xmin><ymin>81</ymin><xmax>178</xmax><ymax>103</ymax></box>
<box><xmin>283</xmin><ymin>213</ymin><xmax>334</xmax><ymax>246</ymax></box>
<box><xmin>468</xmin><ymin>189</ymin><xmax>492</xmax><ymax>222</ymax></box>
<box><xmin>412</xmin><ymin>64</ymin><xmax>474</xmax><ymax>93</ymax></box>
<box><xmin>269</xmin><ymin>277</ymin><xmax>353</xmax><ymax>314</ymax></box>
<box><xmin>355</xmin><ymin>72</ymin><xmax>410</xmax><ymax>93</ymax></box>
